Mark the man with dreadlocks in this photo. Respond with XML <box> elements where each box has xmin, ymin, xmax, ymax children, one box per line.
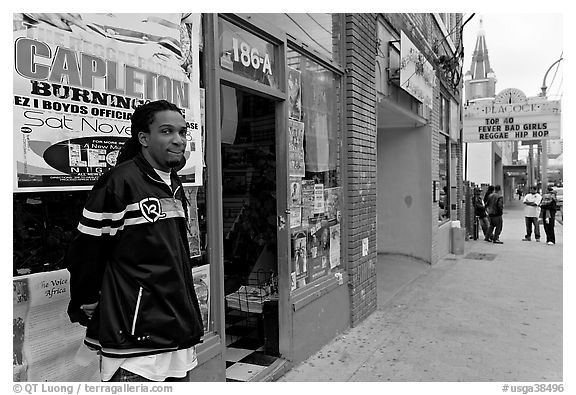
<box><xmin>65</xmin><ymin>100</ymin><xmax>204</xmax><ymax>382</ymax></box>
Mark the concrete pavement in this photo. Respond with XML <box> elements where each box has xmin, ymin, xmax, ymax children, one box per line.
<box><xmin>277</xmin><ymin>199</ymin><xmax>563</xmax><ymax>382</ymax></box>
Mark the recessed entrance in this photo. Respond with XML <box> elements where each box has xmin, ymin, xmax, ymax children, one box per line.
<box><xmin>220</xmin><ymin>86</ymin><xmax>280</xmax><ymax>381</ymax></box>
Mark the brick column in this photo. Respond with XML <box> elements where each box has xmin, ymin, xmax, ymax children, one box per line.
<box><xmin>344</xmin><ymin>14</ymin><xmax>378</xmax><ymax>326</ymax></box>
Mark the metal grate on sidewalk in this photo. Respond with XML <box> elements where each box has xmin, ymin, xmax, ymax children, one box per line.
<box><xmin>463</xmin><ymin>252</ymin><xmax>497</xmax><ymax>261</ymax></box>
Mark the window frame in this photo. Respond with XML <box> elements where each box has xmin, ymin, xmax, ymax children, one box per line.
<box><xmin>438</xmin><ymin>93</ymin><xmax>451</xmax><ymax>223</ymax></box>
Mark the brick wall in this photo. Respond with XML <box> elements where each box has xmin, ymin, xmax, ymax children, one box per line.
<box><xmin>344</xmin><ymin>13</ymin><xmax>463</xmax><ymax>326</ymax></box>
<box><xmin>344</xmin><ymin>14</ymin><xmax>378</xmax><ymax>326</ymax></box>
<box><xmin>389</xmin><ymin>13</ymin><xmax>464</xmax><ymax>262</ymax></box>
<box><xmin>431</xmin><ymin>83</ymin><xmax>441</xmax><ymax>264</ymax></box>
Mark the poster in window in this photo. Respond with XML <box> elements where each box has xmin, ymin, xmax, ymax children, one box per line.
<box><xmin>184</xmin><ymin>186</ymin><xmax>202</xmax><ymax>258</ymax></box>
<box><xmin>290</xmin><ymin>206</ymin><xmax>302</xmax><ymax>229</ymax></box>
<box><xmin>324</xmin><ymin>187</ymin><xmax>341</xmax><ymax>221</ymax></box>
<box><xmin>13</xmin><ymin>13</ymin><xmax>203</xmax><ymax>191</ymax></box>
<box><xmin>307</xmin><ymin>218</ymin><xmax>330</xmax><ymax>281</ymax></box>
<box><xmin>329</xmin><ymin>224</ymin><xmax>341</xmax><ymax>269</ymax></box>
<box><xmin>290</xmin><ymin>177</ymin><xmax>302</xmax><ymax>206</ymax></box>
<box><xmin>12</xmin><ymin>270</ymin><xmax>100</xmax><ymax>382</ymax></box>
<box><xmin>192</xmin><ymin>264</ymin><xmax>211</xmax><ymax>333</ymax></box>
<box><xmin>292</xmin><ymin>233</ymin><xmax>308</xmax><ymax>279</ymax></box>
<box><xmin>200</xmin><ymin>88</ymin><xmax>206</xmax><ymax>167</ymax></box>
<box><xmin>301</xmin><ymin>179</ymin><xmax>315</xmax><ymax>226</ymax></box>
<box><xmin>13</xmin><ymin>278</ymin><xmax>30</xmax><ymax>381</ymax></box>
<box><xmin>288</xmin><ymin>67</ymin><xmax>302</xmax><ymax>121</ymax></box>
<box><xmin>289</xmin><ymin>120</ymin><xmax>305</xmax><ymax>177</ymax></box>
<box><xmin>313</xmin><ymin>183</ymin><xmax>325</xmax><ymax>214</ymax></box>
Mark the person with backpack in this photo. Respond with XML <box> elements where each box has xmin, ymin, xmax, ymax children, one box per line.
<box><xmin>540</xmin><ymin>186</ymin><xmax>558</xmax><ymax>245</ymax></box>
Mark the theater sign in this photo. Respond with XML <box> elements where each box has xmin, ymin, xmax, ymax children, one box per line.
<box><xmin>463</xmin><ymin>88</ymin><xmax>561</xmax><ymax>143</ymax></box>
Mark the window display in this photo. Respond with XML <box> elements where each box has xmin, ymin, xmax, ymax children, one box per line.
<box><xmin>13</xmin><ymin>192</ymin><xmax>87</xmax><ymax>276</ymax></box>
<box><xmin>438</xmin><ymin>95</ymin><xmax>450</xmax><ymax>222</ymax></box>
<box><xmin>287</xmin><ymin>48</ymin><xmax>342</xmax><ymax>291</ymax></box>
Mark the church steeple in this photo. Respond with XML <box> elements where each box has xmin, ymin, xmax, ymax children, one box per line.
<box><xmin>465</xmin><ymin>17</ymin><xmax>497</xmax><ymax>101</ymax></box>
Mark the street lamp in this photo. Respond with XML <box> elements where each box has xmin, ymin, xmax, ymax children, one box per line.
<box><xmin>539</xmin><ymin>56</ymin><xmax>563</xmax><ymax>191</ymax></box>
<box><xmin>540</xmin><ymin>57</ymin><xmax>563</xmax><ymax>97</ymax></box>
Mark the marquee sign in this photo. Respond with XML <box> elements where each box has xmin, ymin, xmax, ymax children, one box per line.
<box><xmin>463</xmin><ymin>88</ymin><xmax>561</xmax><ymax>143</ymax></box>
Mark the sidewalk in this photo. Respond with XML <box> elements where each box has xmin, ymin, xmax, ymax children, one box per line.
<box><xmin>277</xmin><ymin>199</ymin><xmax>563</xmax><ymax>382</ymax></box>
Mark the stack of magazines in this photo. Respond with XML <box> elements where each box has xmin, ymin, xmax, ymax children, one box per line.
<box><xmin>225</xmin><ymin>285</ymin><xmax>277</xmax><ymax>313</ymax></box>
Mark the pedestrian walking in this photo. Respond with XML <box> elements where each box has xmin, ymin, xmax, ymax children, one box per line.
<box><xmin>486</xmin><ymin>185</ymin><xmax>504</xmax><ymax>244</ymax></box>
<box><xmin>540</xmin><ymin>186</ymin><xmax>558</xmax><ymax>245</ymax></box>
<box><xmin>516</xmin><ymin>187</ymin><xmax>523</xmax><ymax>200</ymax></box>
<box><xmin>522</xmin><ymin>186</ymin><xmax>542</xmax><ymax>242</ymax></box>
<box><xmin>65</xmin><ymin>100</ymin><xmax>204</xmax><ymax>382</ymax></box>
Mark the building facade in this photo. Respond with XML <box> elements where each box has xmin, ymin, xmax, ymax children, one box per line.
<box><xmin>12</xmin><ymin>13</ymin><xmax>464</xmax><ymax>382</ymax></box>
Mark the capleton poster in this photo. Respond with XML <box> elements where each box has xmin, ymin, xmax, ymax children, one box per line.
<box><xmin>13</xmin><ymin>13</ymin><xmax>203</xmax><ymax>191</ymax></box>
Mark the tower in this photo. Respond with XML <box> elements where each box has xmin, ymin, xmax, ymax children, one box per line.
<box><xmin>464</xmin><ymin>18</ymin><xmax>497</xmax><ymax>101</ymax></box>
<box><xmin>464</xmin><ymin>16</ymin><xmax>514</xmax><ymax>197</ymax></box>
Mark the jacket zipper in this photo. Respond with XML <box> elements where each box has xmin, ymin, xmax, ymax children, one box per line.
<box><xmin>145</xmin><ymin>173</ymin><xmax>181</xmax><ymax>195</ymax></box>
<box><xmin>131</xmin><ymin>287</ymin><xmax>143</xmax><ymax>336</ymax></box>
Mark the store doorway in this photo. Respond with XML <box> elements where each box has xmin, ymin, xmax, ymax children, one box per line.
<box><xmin>220</xmin><ymin>86</ymin><xmax>280</xmax><ymax>381</ymax></box>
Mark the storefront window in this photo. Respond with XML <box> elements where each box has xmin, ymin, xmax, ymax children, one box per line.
<box><xmin>438</xmin><ymin>95</ymin><xmax>450</xmax><ymax>222</ymax></box>
<box><xmin>286</xmin><ymin>48</ymin><xmax>342</xmax><ymax>291</ymax></box>
<box><xmin>247</xmin><ymin>14</ymin><xmax>342</xmax><ymax>66</ymax></box>
<box><xmin>438</xmin><ymin>135</ymin><xmax>450</xmax><ymax>221</ymax></box>
<box><xmin>13</xmin><ymin>192</ymin><xmax>88</xmax><ymax>276</ymax></box>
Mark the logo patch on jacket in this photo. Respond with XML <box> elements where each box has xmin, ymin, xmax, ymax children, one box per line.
<box><xmin>139</xmin><ymin>197</ymin><xmax>167</xmax><ymax>223</ymax></box>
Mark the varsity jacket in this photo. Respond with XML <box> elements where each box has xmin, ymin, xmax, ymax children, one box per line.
<box><xmin>66</xmin><ymin>153</ymin><xmax>204</xmax><ymax>358</ymax></box>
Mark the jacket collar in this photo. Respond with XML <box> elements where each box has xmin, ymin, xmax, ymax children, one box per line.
<box><xmin>133</xmin><ymin>152</ymin><xmax>181</xmax><ymax>189</ymax></box>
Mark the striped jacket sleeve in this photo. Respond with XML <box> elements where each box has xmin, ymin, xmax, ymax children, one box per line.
<box><xmin>65</xmin><ymin>181</ymin><xmax>125</xmax><ymax>326</ymax></box>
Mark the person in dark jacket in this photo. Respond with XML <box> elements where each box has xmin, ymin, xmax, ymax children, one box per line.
<box><xmin>66</xmin><ymin>100</ymin><xmax>204</xmax><ymax>382</ymax></box>
<box><xmin>540</xmin><ymin>186</ymin><xmax>558</xmax><ymax>245</ymax></box>
<box><xmin>473</xmin><ymin>188</ymin><xmax>490</xmax><ymax>241</ymax></box>
<box><xmin>483</xmin><ymin>185</ymin><xmax>495</xmax><ymax>207</ymax></box>
<box><xmin>486</xmin><ymin>185</ymin><xmax>504</xmax><ymax>244</ymax></box>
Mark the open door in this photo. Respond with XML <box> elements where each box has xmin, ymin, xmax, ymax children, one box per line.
<box><xmin>220</xmin><ymin>86</ymin><xmax>281</xmax><ymax>381</ymax></box>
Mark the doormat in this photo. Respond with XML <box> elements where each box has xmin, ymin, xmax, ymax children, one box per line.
<box><xmin>463</xmin><ymin>252</ymin><xmax>497</xmax><ymax>261</ymax></box>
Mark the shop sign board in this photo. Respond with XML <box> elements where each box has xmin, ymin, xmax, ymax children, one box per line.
<box><xmin>13</xmin><ymin>13</ymin><xmax>203</xmax><ymax>192</ymax></box>
<box><xmin>399</xmin><ymin>31</ymin><xmax>435</xmax><ymax>109</ymax></box>
<box><xmin>219</xmin><ymin>17</ymin><xmax>280</xmax><ymax>90</ymax></box>
<box><xmin>463</xmin><ymin>89</ymin><xmax>561</xmax><ymax>143</ymax></box>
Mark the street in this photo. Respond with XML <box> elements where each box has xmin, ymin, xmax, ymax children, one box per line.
<box><xmin>278</xmin><ymin>198</ymin><xmax>563</xmax><ymax>382</ymax></box>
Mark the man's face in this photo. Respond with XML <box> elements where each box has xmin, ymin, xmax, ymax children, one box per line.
<box><xmin>139</xmin><ymin>110</ymin><xmax>187</xmax><ymax>171</ymax></box>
